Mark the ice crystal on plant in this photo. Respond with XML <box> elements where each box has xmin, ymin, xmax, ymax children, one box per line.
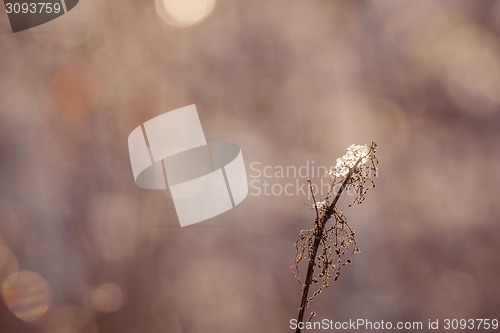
<box><xmin>327</xmin><ymin>144</ymin><xmax>370</xmax><ymax>177</ymax></box>
<box><xmin>293</xmin><ymin>142</ymin><xmax>378</xmax><ymax>329</ymax></box>
<box><xmin>312</xmin><ymin>200</ymin><xmax>327</xmax><ymax>211</ymax></box>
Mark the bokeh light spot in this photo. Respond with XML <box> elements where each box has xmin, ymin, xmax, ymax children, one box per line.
<box><xmin>89</xmin><ymin>283</ymin><xmax>124</xmax><ymax>313</ymax></box>
<box><xmin>155</xmin><ymin>0</ymin><xmax>216</xmax><ymax>27</ymax></box>
<box><xmin>2</xmin><ymin>271</ymin><xmax>51</xmax><ymax>322</ymax></box>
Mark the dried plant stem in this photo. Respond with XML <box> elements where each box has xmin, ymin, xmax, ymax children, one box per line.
<box><xmin>295</xmin><ymin>160</ymin><xmax>361</xmax><ymax>333</ymax></box>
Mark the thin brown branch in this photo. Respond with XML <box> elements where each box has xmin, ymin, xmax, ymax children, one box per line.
<box><xmin>295</xmin><ymin>158</ymin><xmax>361</xmax><ymax>333</ymax></box>
<box><xmin>308</xmin><ymin>179</ymin><xmax>320</xmax><ymax>222</ymax></box>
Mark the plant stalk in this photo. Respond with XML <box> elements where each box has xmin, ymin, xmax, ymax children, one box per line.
<box><xmin>295</xmin><ymin>162</ymin><xmax>360</xmax><ymax>333</ymax></box>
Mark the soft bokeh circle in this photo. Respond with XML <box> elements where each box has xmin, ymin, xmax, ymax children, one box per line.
<box><xmin>155</xmin><ymin>0</ymin><xmax>216</xmax><ymax>27</ymax></box>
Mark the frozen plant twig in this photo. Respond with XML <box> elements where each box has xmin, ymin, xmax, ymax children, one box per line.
<box><xmin>293</xmin><ymin>142</ymin><xmax>378</xmax><ymax>333</ymax></box>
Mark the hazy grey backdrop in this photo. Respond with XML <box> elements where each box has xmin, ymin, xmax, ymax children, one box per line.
<box><xmin>1</xmin><ymin>1</ymin><xmax>500</xmax><ymax>332</ymax></box>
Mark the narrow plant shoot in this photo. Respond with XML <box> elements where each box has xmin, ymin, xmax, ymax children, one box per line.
<box><xmin>293</xmin><ymin>142</ymin><xmax>378</xmax><ymax>333</ymax></box>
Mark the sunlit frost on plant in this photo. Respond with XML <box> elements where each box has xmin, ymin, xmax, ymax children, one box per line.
<box><xmin>293</xmin><ymin>142</ymin><xmax>378</xmax><ymax>333</ymax></box>
<box><xmin>312</xmin><ymin>200</ymin><xmax>327</xmax><ymax>210</ymax></box>
<box><xmin>327</xmin><ymin>144</ymin><xmax>369</xmax><ymax>177</ymax></box>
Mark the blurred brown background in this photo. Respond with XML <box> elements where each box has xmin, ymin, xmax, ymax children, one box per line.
<box><xmin>1</xmin><ymin>0</ymin><xmax>500</xmax><ymax>332</ymax></box>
